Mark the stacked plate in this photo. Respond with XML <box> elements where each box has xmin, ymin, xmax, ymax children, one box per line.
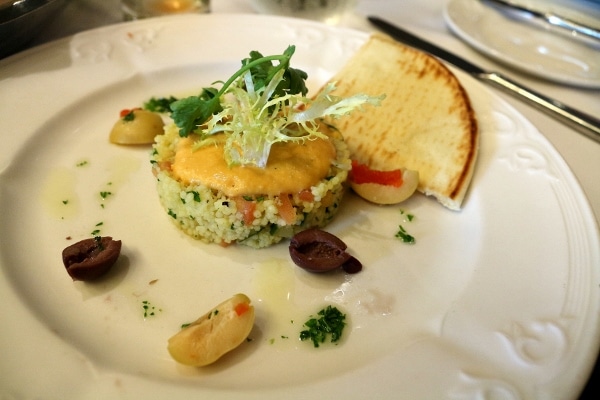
<box><xmin>444</xmin><ymin>0</ymin><xmax>600</xmax><ymax>87</ymax></box>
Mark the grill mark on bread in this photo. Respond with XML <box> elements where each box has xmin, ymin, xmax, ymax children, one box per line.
<box><xmin>323</xmin><ymin>33</ymin><xmax>479</xmax><ymax>210</ymax></box>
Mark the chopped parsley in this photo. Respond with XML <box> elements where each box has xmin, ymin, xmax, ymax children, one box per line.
<box><xmin>142</xmin><ymin>300</ymin><xmax>161</xmax><ymax>318</ymax></box>
<box><xmin>396</xmin><ymin>210</ymin><xmax>416</xmax><ymax>243</ymax></box>
<box><xmin>91</xmin><ymin>222</ymin><xmax>103</xmax><ymax>236</ymax></box>
<box><xmin>189</xmin><ymin>190</ymin><xmax>201</xmax><ymax>202</ymax></box>
<box><xmin>400</xmin><ymin>209</ymin><xmax>414</xmax><ymax>221</ymax></box>
<box><xmin>300</xmin><ymin>305</ymin><xmax>346</xmax><ymax>348</ymax></box>
<box><xmin>94</xmin><ymin>236</ymin><xmax>104</xmax><ymax>251</ymax></box>
<box><xmin>122</xmin><ymin>110</ymin><xmax>136</xmax><ymax>121</ymax></box>
<box><xmin>395</xmin><ymin>225</ymin><xmax>415</xmax><ymax>244</ymax></box>
<box><xmin>99</xmin><ymin>183</ymin><xmax>114</xmax><ymax>208</ymax></box>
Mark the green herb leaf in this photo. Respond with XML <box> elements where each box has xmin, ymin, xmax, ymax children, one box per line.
<box><xmin>170</xmin><ymin>94</ymin><xmax>219</xmax><ymax>138</ymax></box>
<box><xmin>242</xmin><ymin>47</ymin><xmax>308</xmax><ymax>98</ymax></box>
<box><xmin>144</xmin><ymin>96</ymin><xmax>179</xmax><ymax>113</ymax></box>
<box><xmin>122</xmin><ymin>110</ymin><xmax>135</xmax><ymax>122</ymax></box>
<box><xmin>395</xmin><ymin>224</ymin><xmax>415</xmax><ymax>244</ymax></box>
<box><xmin>299</xmin><ymin>305</ymin><xmax>346</xmax><ymax>348</ymax></box>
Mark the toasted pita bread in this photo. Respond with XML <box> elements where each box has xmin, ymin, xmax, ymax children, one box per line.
<box><xmin>325</xmin><ymin>33</ymin><xmax>478</xmax><ymax>210</ymax></box>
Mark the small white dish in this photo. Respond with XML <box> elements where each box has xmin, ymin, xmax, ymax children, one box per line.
<box><xmin>444</xmin><ymin>0</ymin><xmax>600</xmax><ymax>87</ymax></box>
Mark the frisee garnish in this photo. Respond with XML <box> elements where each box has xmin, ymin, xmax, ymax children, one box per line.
<box><xmin>170</xmin><ymin>46</ymin><xmax>383</xmax><ymax>168</ymax></box>
<box><xmin>299</xmin><ymin>305</ymin><xmax>346</xmax><ymax>348</ymax></box>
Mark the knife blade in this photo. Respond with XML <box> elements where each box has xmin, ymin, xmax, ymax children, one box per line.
<box><xmin>368</xmin><ymin>16</ymin><xmax>600</xmax><ymax>144</ymax></box>
<box><xmin>482</xmin><ymin>0</ymin><xmax>600</xmax><ymax>44</ymax></box>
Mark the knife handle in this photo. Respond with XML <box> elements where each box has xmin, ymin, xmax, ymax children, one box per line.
<box><xmin>546</xmin><ymin>13</ymin><xmax>600</xmax><ymax>43</ymax></box>
<box><xmin>480</xmin><ymin>72</ymin><xmax>600</xmax><ymax>144</ymax></box>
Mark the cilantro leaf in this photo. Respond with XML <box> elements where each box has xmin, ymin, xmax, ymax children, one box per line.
<box><xmin>170</xmin><ymin>96</ymin><xmax>214</xmax><ymax>137</ymax></box>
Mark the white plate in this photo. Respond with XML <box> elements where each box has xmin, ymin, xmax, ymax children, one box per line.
<box><xmin>1</xmin><ymin>14</ymin><xmax>599</xmax><ymax>400</ymax></box>
<box><xmin>444</xmin><ymin>0</ymin><xmax>600</xmax><ymax>87</ymax></box>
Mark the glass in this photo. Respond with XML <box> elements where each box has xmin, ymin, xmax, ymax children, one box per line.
<box><xmin>250</xmin><ymin>0</ymin><xmax>356</xmax><ymax>25</ymax></box>
<box><xmin>121</xmin><ymin>0</ymin><xmax>210</xmax><ymax>20</ymax></box>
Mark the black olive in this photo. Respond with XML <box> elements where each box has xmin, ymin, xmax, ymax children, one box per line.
<box><xmin>62</xmin><ymin>236</ymin><xmax>122</xmax><ymax>281</ymax></box>
<box><xmin>289</xmin><ymin>229</ymin><xmax>360</xmax><ymax>273</ymax></box>
<box><xmin>342</xmin><ymin>256</ymin><xmax>363</xmax><ymax>274</ymax></box>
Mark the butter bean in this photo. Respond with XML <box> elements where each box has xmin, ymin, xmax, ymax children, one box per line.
<box><xmin>109</xmin><ymin>109</ymin><xmax>164</xmax><ymax>145</ymax></box>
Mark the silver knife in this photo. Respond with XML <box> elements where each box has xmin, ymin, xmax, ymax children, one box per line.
<box><xmin>368</xmin><ymin>16</ymin><xmax>600</xmax><ymax>144</ymax></box>
<box><xmin>483</xmin><ymin>0</ymin><xmax>600</xmax><ymax>44</ymax></box>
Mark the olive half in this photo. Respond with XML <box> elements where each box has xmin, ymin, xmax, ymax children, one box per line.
<box><xmin>289</xmin><ymin>229</ymin><xmax>361</xmax><ymax>273</ymax></box>
<box><xmin>62</xmin><ymin>236</ymin><xmax>122</xmax><ymax>281</ymax></box>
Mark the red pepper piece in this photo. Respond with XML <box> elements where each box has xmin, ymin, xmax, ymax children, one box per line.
<box><xmin>350</xmin><ymin>160</ymin><xmax>403</xmax><ymax>187</ymax></box>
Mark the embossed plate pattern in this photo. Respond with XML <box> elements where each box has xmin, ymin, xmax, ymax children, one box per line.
<box><xmin>0</xmin><ymin>14</ymin><xmax>599</xmax><ymax>399</ymax></box>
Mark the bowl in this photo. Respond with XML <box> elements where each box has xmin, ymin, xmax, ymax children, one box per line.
<box><xmin>0</xmin><ymin>0</ymin><xmax>68</xmax><ymax>59</ymax></box>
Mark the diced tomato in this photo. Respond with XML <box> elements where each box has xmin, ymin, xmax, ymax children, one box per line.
<box><xmin>350</xmin><ymin>160</ymin><xmax>403</xmax><ymax>187</ymax></box>
<box><xmin>298</xmin><ymin>189</ymin><xmax>314</xmax><ymax>202</ymax></box>
<box><xmin>152</xmin><ymin>161</ymin><xmax>171</xmax><ymax>177</ymax></box>
<box><xmin>234</xmin><ymin>302</ymin><xmax>250</xmax><ymax>316</ymax></box>
<box><xmin>234</xmin><ymin>197</ymin><xmax>256</xmax><ymax>226</ymax></box>
<box><xmin>158</xmin><ymin>161</ymin><xmax>172</xmax><ymax>171</ymax></box>
<box><xmin>277</xmin><ymin>194</ymin><xmax>296</xmax><ymax>224</ymax></box>
<box><xmin>119</xmin><ymin>107</ymin><xmax>140</xmax><ymax>118</ymax></box>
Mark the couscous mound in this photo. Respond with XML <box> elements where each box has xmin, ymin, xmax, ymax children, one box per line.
<box><xmin>151</xmin><ymin>122</ymin><xmax>350</xmax><ymax>248</ymax></box>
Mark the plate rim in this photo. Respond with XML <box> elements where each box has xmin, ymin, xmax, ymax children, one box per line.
<box><xmin>1</xmin><ymin>12</ymin><xmax>599</xmax><ymax>400</ymax></box>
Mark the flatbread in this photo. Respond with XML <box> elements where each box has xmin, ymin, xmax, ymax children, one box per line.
<box><xmin>326</xmin><ymin>33</ymin><xmax>479</xmax><ymax>210</ymax></box>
